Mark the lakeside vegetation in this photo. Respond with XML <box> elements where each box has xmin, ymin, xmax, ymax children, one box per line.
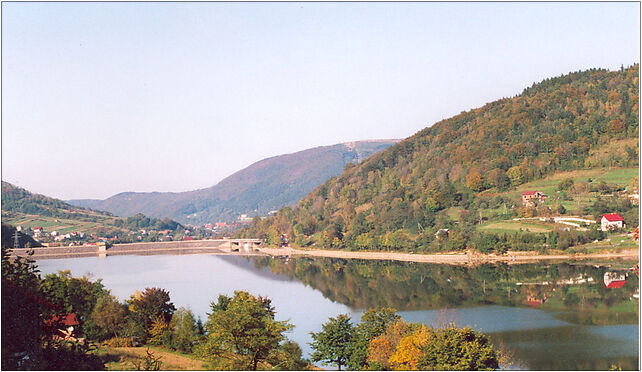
<box><xmin>2</xmin><ymin>248</ymin><xmax>510</xmax><ymax>371</ymax></box>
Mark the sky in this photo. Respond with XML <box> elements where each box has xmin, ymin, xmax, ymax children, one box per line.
<box><xmin>2</xmin><ymin>2</ymin><xmax>640</xmax><ymax>200</ymax></box>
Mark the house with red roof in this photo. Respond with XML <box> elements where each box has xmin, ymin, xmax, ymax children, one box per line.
<box><xmin>600</xmin><ymin>213</ymin><xmax>625</xmax><ymax>231</ymax></box>
<box><xmin>522</xmin><ymin>191</ymin><xmax>546</xmax><ymax>207</ymax></box>
<box><xmin>603</xmin><ymin>272</ymin><xmax>627</xmax><ymax>289</ymax></box>
<box><xmin>46</xmin><ymin>313</ymin><xmax>80</xmax><ymax>340</ymax></box>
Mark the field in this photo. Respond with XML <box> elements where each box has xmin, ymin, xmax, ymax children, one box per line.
<box><xmin>1</xmin><ymin>213</ymin><xmax>119</xmax><ymax>234</ymax></box>
<box><xmin>478</xmin><ymin>221</ymin><xmax>553</xmax><ymax>233</ymax></box>
<box><xmin>474</xmin><ymin>167</ymin><xmax>639</xmax><ymax>238</ymax></box>
<box><xmin>93</xmin><ymin>346</ymin><xmax>207</xmax><ymax>370</ymax></box>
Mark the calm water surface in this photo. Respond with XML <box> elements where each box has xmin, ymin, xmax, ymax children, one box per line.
<box><xmin>36</xmin><ymin>254</ymin><xmax>639</xmax><ymax>370</ymax></box>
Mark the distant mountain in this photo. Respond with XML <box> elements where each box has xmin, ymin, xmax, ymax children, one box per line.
<box><xmin>68</xmin><ymin>140</ymin><xmax>399</xmax><ymax>224</ymax></box>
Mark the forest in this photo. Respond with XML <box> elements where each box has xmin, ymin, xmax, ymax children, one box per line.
<box><xmin>239</xmin><ymin>66</ymin><xmax>639</xmax><ymax>253</ymax></box>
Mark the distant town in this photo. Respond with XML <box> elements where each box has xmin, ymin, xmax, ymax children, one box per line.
<box><xmin>12</xmin><ymin>212</ymin><xmax>267</xmax><ymax>248</ymax></box>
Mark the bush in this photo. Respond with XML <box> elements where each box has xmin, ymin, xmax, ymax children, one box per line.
<box><xmin>558</xmin><ymin>178</ymin><xmax>575</xmax><ymax>191</ymax></box>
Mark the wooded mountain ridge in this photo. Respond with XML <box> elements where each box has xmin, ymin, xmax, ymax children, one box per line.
<box><xmin>69</xmin><ymin>140</ymin><xmax>398</xmax><ymax>224</ymax></box>
<box><xmin>239</xmin><ymin>65</ymin><xmax>639</xmax><ymax>251</ymax></box>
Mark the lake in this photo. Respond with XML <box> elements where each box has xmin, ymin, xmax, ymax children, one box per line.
<box><xmin>35</xmin><ymin>254</ymin><xmax>639</xmax><ymax>370</ymax></box>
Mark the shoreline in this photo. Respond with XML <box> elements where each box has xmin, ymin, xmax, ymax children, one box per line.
<box><xmin>15</xmin><ymin>240</ymin><xmax>639</xmax><ymax>264</ymax></box>
<box><xmin>256</xmin><ymin>247</ymin><xmax>640</xmax><ymax>265</ymax></box>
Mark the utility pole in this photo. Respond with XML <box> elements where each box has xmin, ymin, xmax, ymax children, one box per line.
<box><xmin>13</xmin><ymin>230</ymin><xmax>20</xmax><ymax>249</ymax></box>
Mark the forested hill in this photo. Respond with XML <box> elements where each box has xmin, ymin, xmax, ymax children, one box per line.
<box><xmin>240</xmin><ymin>65</ymin><xmax>639</xmax><ymax>250</ymax></box>
<box><xmin>1</xmin><ymin>181</ymin><xmax>184</xmax><ymax>239</ymax></box>
<box><xmin>69</xmin><ymin>140</ymin><xmax>398</xmax><ymax>224</ymax></box>
<box><xmin>2</xmin><ymin>181</ymin><xmax>111</xmax><ymax>220</ymax></box>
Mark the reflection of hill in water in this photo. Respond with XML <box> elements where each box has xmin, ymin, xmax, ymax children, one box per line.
<box><xmin>248</xmin><ymin>257</ymin><xmax>639</xmax><ymax>325</ymax></box>
<box><xmin>217</xmin><ymin>255</ymin><xmax>295</xmax><ymax>283</ymax></box>
<box><xmin>490</xmin><ymin>325</ymin><xmax>639</xmax><ymax>370</ymax></box>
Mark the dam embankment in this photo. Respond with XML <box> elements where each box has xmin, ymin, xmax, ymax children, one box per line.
<box><xmin>10</xmin><ymin>239</ymin><xmax>263</xmax><ymax>260</ymax></box>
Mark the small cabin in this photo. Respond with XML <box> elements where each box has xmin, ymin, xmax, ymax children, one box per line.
<box><xmin>522</xmin><ymin>191</ymin><xmax>546</xmax><ymax>207</ymax></box>
<box><xmin>603</xmin><ymin>272</ymin><xmax>627</xmax><ymax>289</ymax></box>
<box><xmin>600</xmin><ymin>213</ymin><xmax>625</xmax><ymax>231</ymax></box>
<box><xmin>47</xmin><ymin>313</ymin><xmax>80</xmax><ymax>340</ymax></box>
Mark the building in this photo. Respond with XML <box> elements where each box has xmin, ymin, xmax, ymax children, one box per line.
<box><xmin>600</xmin><ymin>213</ymin><xmax>625</xmax><ymax>231</ymax></box>
<box><xmin>46</xmin><ymin>313</ymin><xmax>80</xmax><ymax>340</ymax></box>
<box><xmin>603</xmin><ymin>272</ymin><xmax>627</xmax><ymax>289</ymax></box>
<box><xmin>522</xmin><ymin>191</ymin><xmax>546</xmax><ymax>207</ymax></box>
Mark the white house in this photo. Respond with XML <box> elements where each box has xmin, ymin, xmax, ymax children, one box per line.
<box><xmin>601</xmin><ymin>213</ymin><xmax>625</xmax><ymax>231</ymax></box>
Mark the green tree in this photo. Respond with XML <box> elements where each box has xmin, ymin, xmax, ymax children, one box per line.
<box><xmin>347</xmin><ymin>308</ymin><xmax>401</xmax><ymax>370</ymax></box>
<box><xmin>88</xmin><ymin>293</ymin><xmax>127</xmax><ymax>340</ymax></box>
<box><xmin>558</xmin><ymin>178</ymin><xmax>575</xmax><ymax>191</ymax></box>
<box><xmin>128</xmin><ymin>288</ymin><xmax>176</xmax><ymax>341</ymax></box>
<box><xmin>203</xmin><ymin>291</ymin><xmax>292</xmax><ymax>370</ymax></box>
<box><xmin>309</xmin><ymin>314</ymin><xmax>355</xmax><ymax>371</ymax></box>
<box><xmin>266</xmin><ymin>340</ymin><xmax>309</xmax><ymax>371</ymax></box>
<box><xmin>41</xmin><ymin>270</ymin><xmax>106</xmax><ymax>330</ymax></box>
<box><xmin>417</xmin><ymin>325</ymin><xmax>499</xmax><ymax>370</ymax></box>
<box><xmin>506</xmin><ymin>166</ymin><xmax>523</xmax><ymax>186</ymax></box>
<box><xmin>171</xmin><ymin>308</ymin><xmax>199</xmax><ymax>353</ymax></box>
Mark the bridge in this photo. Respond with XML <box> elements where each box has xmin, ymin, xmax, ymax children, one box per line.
<box><xmin>10</xmin><ymin>238</ymin><xmax>265</xmax><ymax>258</ymax></box>
<box><xmin>219</xmin><ymin>239</ymin><xmax>263</xmax><ymax>252</ymax></box>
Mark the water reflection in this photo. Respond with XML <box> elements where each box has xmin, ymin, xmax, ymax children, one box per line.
<box><xmin>36</xmin><ymin>255</ymin><xmax>639</xmax><ymax>370</ymax></box>
<box><xmin>245</xmin><ymin>256</ymin><xmax>639</xmax><ymax>326</ymax></box>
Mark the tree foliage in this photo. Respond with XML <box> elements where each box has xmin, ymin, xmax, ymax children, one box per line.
<box><xmin>309</xmin><ymin>314</ymin><xmax>355</xmax><ymax>371</ymax></box>
<box><xmin>203</xmin><ymin>291</ymin><xmax>293</xmax><ymax>370</ymax></box>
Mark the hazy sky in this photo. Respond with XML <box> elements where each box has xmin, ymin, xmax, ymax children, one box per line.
<box><xmin>2</xmin><ymin>2</ymin><xmax>639</xmax><ymax>200</ymax></box>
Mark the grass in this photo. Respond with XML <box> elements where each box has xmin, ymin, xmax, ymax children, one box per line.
<box><xmin>1</xmin><ymin>211</ymin><xmax>129</xmax><ymax>235</ymax></box>
<box><xmin>478</xmin><ymin>221</ymin><xmax>553</xmax><ymax>233</ymax></box>
<box><xmin>594</xmin><ymin>168</ymin><xmax>639</xmax><ymax>185</ymax></box>
<box><xmin>94</xmin><ymin>346</ymin><xmax>207</xmax><ymax>370</ymax></box>
<box><xmin>566</xmin><ymin>234</ymin><xmax>639</xmax><ymax>254</ymax></box>
<box><xmin>1</xmin><ymin>214</ymin><xmax>111</xmax><ymax>234</ymax></box>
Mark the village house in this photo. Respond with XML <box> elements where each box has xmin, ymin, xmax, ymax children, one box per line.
<box><xmin>600</xmin><ymin>213</ymin><xmax>625</xmax><ymax>231</ymax></box>
<box><xmin>47</xmin><ymin>313</ymin><xmax>80</xmax><ymax>341</ymax></box>
<box><xmin>521</xmin><ymin>191</ymin><xmax>546</xmax><ymax>207</ymax></box>
<box><xmin>32</xmin><ymin>226</ymin><xmax>44</xmax><ymax>238</ymax></box>
<box><xmin>603</xmin><ymin>271</ymin><xmax>627</xmax><ymax>288</ymax></box>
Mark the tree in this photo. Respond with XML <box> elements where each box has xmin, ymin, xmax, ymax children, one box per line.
<box><xmin>486</xmin><ymin>169</ymin><xmax>510</xmax><ymax>190</ymax></box>
<box><xmin>89</xmin><ymin>293</ymin><xmax>127</xmax><ymax>340</ymax></box>
<box><xmin>389</xmin><ymin>325</ymin><xmax>432</xmax><ymax>370</ymax></box>
<box><xmin>367</xmin><ymin>319</ymin><xmax>415</xmax><ymax>370</ymax></box>
<box><xmin>41</xmin><ymin>270</ymin><xmax>107</xmax><ymax>329</ymax></box>
<box><xmin>204</xmin><ymin>291</ymin><xmax>292</xmax><ymax>370</ymax></box>
<box><xmin>558</xmin><ymin>178</ymin><xmax>574</xmax><ymax>191</ymax></box>
<box><xmin>465</xmin><ymin>171</ymin><xmax>484</xmax><ymax>192</ymax></box>
<box><xmin>309</xmin><ymin>314</ymin><xmax>355</xmax><ymax>371</ymax></box>
<box><xmin>171</xmin><ymin>308</ymin><xmax>199</xmax><ymax>353</ymax></box>
<box><xmin>1</xmin><ymin>247</ymin><xmax>44</xmax><ymax>369</ymax></box>
<box><xmin>347</xmin><ymin>307</ymin><xmax>401</xmax><ymax>370</ymax></box>
<box><xmin>417</xmin><ymin>325</ymin><xmax>500</xmax><ymax>370</ymax></box>
<box><xmin>128</xmin><ymin>288</ymin><xmax>176</xmax><ymax>341</ymax></box>
<box><xmin>506</xmin><ymin>166</ymin><xmax>523</xmax><ymax>186</ymax></box>
<box><xmin>266</xmin><ymin>340</ymin><xmax>309</xmax><ymax>371</ymax></box>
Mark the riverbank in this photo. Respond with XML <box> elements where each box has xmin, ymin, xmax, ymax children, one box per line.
<box><xmin>257</xmin><ymin>246</ymin><xmax>639</xmax><ymax>265</ymax></box>
<box><xmin>14</xmin><ymin>239</ymin><xmax>638</xmax><ymax>264</ymax></box>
